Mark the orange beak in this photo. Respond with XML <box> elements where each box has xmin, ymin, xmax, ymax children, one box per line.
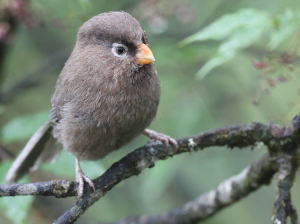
<box><xmin>136</xmin><ymin>43</ymin><xmax>155</xmax><ymax>64</ymax></box>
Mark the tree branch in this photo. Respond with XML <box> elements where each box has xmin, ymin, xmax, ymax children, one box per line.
<box><xmin>105</xmin><ymin>153</ymin><xmax>277</xmax><ymax>224</ymax></box>
<box><xmin>1</xmin><ymin>115</ymin><xmax>300</xmax><ymax>223</ymax></box>
<box><xmin>272</xmin><ymin>153</ymin><xmax>299</xmax><ymax>224</ymax></box>
<box><xmin>0</xmin><ymin>180</ymin><xmax>77</xmax><ymax>197</ymax></box>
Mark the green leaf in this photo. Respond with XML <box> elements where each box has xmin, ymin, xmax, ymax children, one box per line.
<box><xmin>179</xmin><ymin>8</ymin><xmax>270</xmax><ymax>47</ymax></box>
<box><xmin>0</xmin><ymin>161</ymin><xmax>34</xmax><ymax>224</ymax></box>
<box><xmin>219</xmin><ymin>27</ymin><xmax>267</xmax><ymax>54</ymax></box>
<box><xmin>268</xmin><ymin>9</ymin><xmax>300</xmax><ymax>50</ymax></box>
<box><xmin>1</xmin><ymin>111</ymin><xmax>49</xmax><ymax>144</ymax></box>
<box><xmin>197</xmin><ymin>26</ymin><xmax>266</xmax><ymax>79</ymax></box>
<box><xmin>41</xmin><ymin>150</ymin><xmax>105</xmax><ymax>179</ymax></box>
<box><xmin>196</xmin><ymin>55</ymin><xmax>231</xmax><ymax>79</ymax></box>
<box><xmin>178</xmin><ymin>8</ymin><xmax>274</xmax><ymax>78</ymax></box>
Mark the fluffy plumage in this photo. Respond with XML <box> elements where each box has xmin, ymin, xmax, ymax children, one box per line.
<box><xmin>51</xmin><ymin>12</ymin><xmax>160</xmax><ymax>161</ymax></box>
<box><xmin>7</xmin><ymin>11</ymin><xmax>177</xmax><ymax>198</ymax></box>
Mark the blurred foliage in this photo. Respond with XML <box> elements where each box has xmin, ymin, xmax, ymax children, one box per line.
<box><xmin>0</xmin><ymin>105</ymin><xmax>5</xmax><ymax>115</ymax></box>
<box><xmin>1</xmin><ymin>110</ymin><xmax>48</xmax><ymax>144</ymax></box>
<box><xmin>180</xmin><ymin>8</ymin><xmax>300</xmax><ymax>79</ymax></box>
<box><xmin>41</xmin><ymin>150</ymin><xmax>106</xmax><ymax>179</ymax></box>
<box><xmin>0</xmin><ymin>0</ymin><xmax>300</xmax><ymax>224</ymax></box>
<box><xmin>0</xmin><ymin>161</ymin><xmax>33</xmax><ymax>224</ymax></box>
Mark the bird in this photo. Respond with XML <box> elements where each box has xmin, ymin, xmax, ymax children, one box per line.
<box><xmin>6</xmin><ymin>11</ymin><xmax>178</xmax><ymax>198</ymax></box>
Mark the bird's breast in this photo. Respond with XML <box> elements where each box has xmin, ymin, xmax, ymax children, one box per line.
<box><xmin>60</xmin><ymin>71</ymin><xmax>161</xmax><ymax>161</ymax></box>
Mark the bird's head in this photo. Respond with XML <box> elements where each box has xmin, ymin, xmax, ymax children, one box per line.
<box><xmin>75</xmin><ymin>11</ymin><xmax>155</xmax><ymax>75</ymax></box>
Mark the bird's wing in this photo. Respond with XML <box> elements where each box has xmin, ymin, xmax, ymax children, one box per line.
<box><xmin>49</xmin><ymin>68</ymin><xmax>73</xmax><ymax>123</ymax></box>
<box><xmin>49</xmin><ymin>106</ymin><xmax>59</xmax><ymax>124</ymax></box>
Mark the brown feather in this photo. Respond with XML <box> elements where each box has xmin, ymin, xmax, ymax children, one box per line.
<box><xmin>51</xmin><ymin>11</ymin><xmax>160</xmax><ymax>161</ymax></box>
<box><xmin>6</xmin><ymin>11</ymin><xmax>161</xmax><ymax>184</ymax></box>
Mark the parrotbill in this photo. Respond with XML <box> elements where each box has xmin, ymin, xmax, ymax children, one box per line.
<box><xmin>6</xmin><ymin>11</ymin><xmax>177</xmax><ymax>198</ymax></box>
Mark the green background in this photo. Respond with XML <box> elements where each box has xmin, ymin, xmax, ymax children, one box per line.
<box><xmin>1</xmin><ymin>0</ymin><xmax>300</xmax><ymax>223</ymax></box>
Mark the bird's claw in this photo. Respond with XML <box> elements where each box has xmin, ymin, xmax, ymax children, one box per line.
<box><xmin>76</xmin><ymin>170</ymin><xmax>95</xmax><ymax>198</ymax></box>
<box><xmin>142</xmin><ymin>129</ymin><xmax>178</xmax><ymax>152</ymax></box>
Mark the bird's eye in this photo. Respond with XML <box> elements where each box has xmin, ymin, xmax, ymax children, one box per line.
<box><xmin>112</xmin><ymin>43</ymin><xmax>128</xmax><ymax>58</ymax></box>
<box><xmin>116</xmin><ymin>46</ymin><xmax>125</xmax><ymax>54</ymax></box>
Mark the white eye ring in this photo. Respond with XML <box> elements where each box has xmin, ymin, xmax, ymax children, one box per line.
<box><xmin>112</xmin><ymin>43</ymin><xmax>128</xmax><ymax>57</ymax></box>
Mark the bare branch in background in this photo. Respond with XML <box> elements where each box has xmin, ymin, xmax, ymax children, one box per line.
<box><xmin>105</xmin><ymin>154</ymin><xmax>276</xmax><ymax>224</ymax></box>
<box><xmin>0</xmin><ymin>114</ymin><xmax>300</xmax><ymax>223</ymax></box>
<box><xmin>272</xmin><ymin>153</ymin><xmax>299</xmax><ymax>224</ymax></box>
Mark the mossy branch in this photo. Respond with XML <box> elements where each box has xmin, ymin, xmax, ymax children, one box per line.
<box><xmin>1</xmin><ymin>114</ymin><xmax>300</xmax><ymax>224</ymax></box>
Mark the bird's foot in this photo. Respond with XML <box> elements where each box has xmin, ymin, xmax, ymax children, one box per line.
<box><xmin>75</xmin><ymin>157</ymin><xmax>95</xmax><ymax>198</ymax></box>
<box><xmin>76</xmin><ymin>169</ymin><xmax>96</xmax><ymax>198</ymax></box>
<box><xmin>142</xmin><ymin>129</ymin><xmax>178</xmax><ymax>152</ymax></box>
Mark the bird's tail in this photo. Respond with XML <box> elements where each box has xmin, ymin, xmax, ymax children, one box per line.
<box><xmin>6</xmin><ymin>121</ymin><xmax>62</xmax><ymax>183</ymax></box>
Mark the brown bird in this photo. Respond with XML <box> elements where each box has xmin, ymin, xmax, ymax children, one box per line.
<box><xmin>6</xmin><ymin>11</ymin><xmax>177</xmax><ymax>198</ymax></box>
